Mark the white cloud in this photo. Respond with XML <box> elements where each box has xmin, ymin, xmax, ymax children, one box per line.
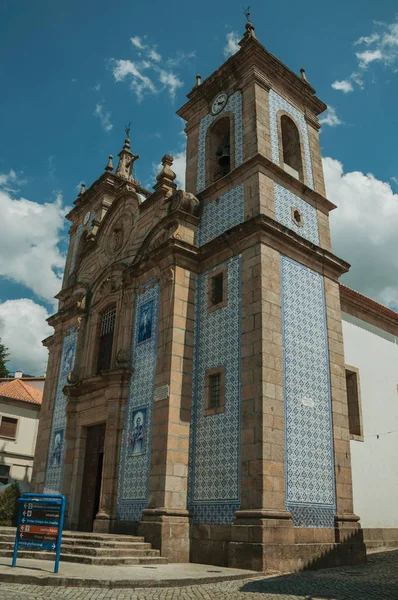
<box><xmin>111</xmin><ymin>59</ymin><xmax>157</xmax><ymax>101</ymax></box>
<box><xmin>131</xmin><ymin>36</ymin><xmax>145</xmax><ymax>50</ymax></box>
<box><xmin>166</xmin><ymin>51</ymin><xmax>195</xmax><ymax>68</ymax></box>
<box><xmin>171</xmin><ymin>150</ymin><xmax>186</xmax><ymax>189</ymax></box>
<box><xmin>354</xmin><ymin>33</ymin><xmax>380</xmax><ymax>46</ymax></box>
<box><xmin>0</xmin><ymin>169</ymin><xmax>17</xmax><ymax>187</ymax></box>
<box><xmin>93</xmin><ymin>103</ymin><xmax>113</xmax><ymax>132</ymax></box>
<box><xmin>319</xmin><ymin>106</ymin><xmax>342</xmax><ymax>127</ymax></box>
<box><xmin>324</xmin><ymin>156</ymin><xmax>398</xmax><ymax>310</ymax></box>
<box><xmin>111</xmin><ymin>35</ymin><xmax>191</xmax><ymax>102</ymax></box>
<box><xmin>0</xmin><ymin>180</ymin><xmax>68</xmax><ymax>304</ymax></box>
<box><xmin>93</xmin><ymin>83</ymin><xmax>101</xmax><ymax>92</ymax></box>
<box><xmin>356</xmin><ymin>48</ymin><xmax>383</xmax><ymax>68</ymax></box>
<box><xmin>223</xmin><ymin>32</ymin><xmax>240</xmax><ymax>58</ymax></box>
<box><xmin>148</xmin><ymin>48</ymin><xmax>162</xmax><ymax>62</ymax></box>
<box><xmin>331</xmin><ymin>79</ymin><xmax>354</xmax><ymax>93</ymax></box>
<box><xmin>158</xmin><ymin>70</ymin><xmax>183</xmax><ymax>100</ymax></box>
<box><xmin>0</xmin><ymin>299</ymin><xmax>51</xmax><ymax>376</ymax></box>
<box><xmin>334</xmin><ymin>18</ymin><xmax>398</xmax><ymax>92</ymax></box>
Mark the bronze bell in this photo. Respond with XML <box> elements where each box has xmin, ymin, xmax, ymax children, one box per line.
<box><xmin>216</xmin><ymin>136</ymin><xmax>231</xmax><ymax>169</ymax></box>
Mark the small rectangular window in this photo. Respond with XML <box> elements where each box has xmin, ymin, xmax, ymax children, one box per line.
<box><xmin>345</xmin><ymin>367</ymin><xmax>363</xmax><ymax>439</ymax></box>
<box><xmin>211</xmin><ymin>274</ymin><xmax>224</xmax><ymax>305</ymax></box>
<box><xmin>207</xmin><ymin>266</ymin><xmax>228</xmax><ymax>312</ymax></box>
<box><xmin>97</xmin><ymin>305</ymin><xmax>116</xmax><ymax>374</ymax></box>
<box><xmin>204</xmin><ymin>367</ymin><xmax>225</xmax><ymax>416</ymax></box>
<box><xmin>209</xmin><ymin>373</ymin><xmax>221</xmax><ymax>408</ymax></box>
<box><xmin>0</xmin><ymin>465</ymin><xmax>10</xmax><ymax>485</ymax></box>
<box><xmin>0</xmin><ymin>417</ymin><xmax>18</xmax><ymax>440</ymax></box>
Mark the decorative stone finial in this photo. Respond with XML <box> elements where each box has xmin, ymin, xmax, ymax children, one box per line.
<box><xmin>153</xmin><ymin>154</ymin><xmax>177</xmax><ymax>196</ymax></box>
<box><xmin>105</xmin><ymin>155</ymin><xmax>114</xmax><ymax>172</ymax></box>
<box><xmin>115</xmin><ymin>129</ymin><xmax>139</xmax><ymax>183</ymax></box>
<box><xmin>242</xmin><ymin>5</ymin><xmax>256</xmax><ymax>40</ymax></box>
<box><xmin>78</xmin><ymin>182</ymin><xmax>86</xmax><ymax>196</ymax></box>
<box><xmin>196</xmin><ymin>74</ymin><xmax>202</xmax><ymax>87</ymax></box>
<box><xmin>300</xmin><ymin>68</ymin><xmax>309</xmax><ymax>84</ymax></box>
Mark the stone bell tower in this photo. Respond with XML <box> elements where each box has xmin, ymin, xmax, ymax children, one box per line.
<box><xmin>177</xmin><ymin>14</ymin><xmax>366</xmax><ymax>571</ymax></box>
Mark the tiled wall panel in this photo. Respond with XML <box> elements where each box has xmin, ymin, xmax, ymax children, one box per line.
<box><xmin>269</xmin><ymin>90</ymin><xmax>314</xmax><ymax>190</ymax></box>
<box><xmin>274</xmin><ymin>183</ymin><xmax>319</xmax><ymax>245</ymax></box>
<box><xmin>116</xmin><ymin>282</ymin><xmax>160</xmax><ymax>521</ymax></box>
<box><xmin>188</xmin><ymin>257</ymin><xmax>242</xmax><ymax>523</ymax></box>
<box><xmin>197</xmin><ymin>184</ymin><xmax>244</xmax><ymax>247</ymax></box>
<box><xmin>281</xmin><ymin>256</ymin><xmax>336</xmax><ymax>527</ymax></box>
<box><xmin>44</xmin><ymin>327</ymin><xmax>77</xmax><ymax>493</ymax></box>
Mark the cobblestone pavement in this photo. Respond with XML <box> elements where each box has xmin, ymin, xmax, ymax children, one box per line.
<box><xmin>0</xmin><ymin>550</ymin><xmax>396</xmax><ymax>600</ymax></box>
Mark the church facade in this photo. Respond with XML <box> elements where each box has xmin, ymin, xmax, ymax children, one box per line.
<box><xmin>32</xmin><ymin>20</ymin><xmax>375</xmax><ymax>572</ymax></box>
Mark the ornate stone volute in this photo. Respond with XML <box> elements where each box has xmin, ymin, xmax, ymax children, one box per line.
<box><xmin>153</xmin><ymin>154</ymin><xmax>177</xmax><ymax>198</ymax></box>
<box><xmin>167</xmin><ymin>189</ymin><xmax>201</xmax><ymax>218</ymax></box>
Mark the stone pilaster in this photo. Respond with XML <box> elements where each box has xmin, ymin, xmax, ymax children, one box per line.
<box><xmin>138</xmin><ymin>265</ymin><xmax>195</xmax><ymax>561</ymax></box>
<box><xmin>31</xmin><ymin>332</ymin><xmax>63</xmax><ymax>492</ymax></box>
<box><xmin>229</xmin><ymin>242</ymin><xmax>293</xmax><ymax>570</ymax></box>
<box><xmin>93</xmin><ymin>370</ymin><xmax>131</xmax><ymax>533</ymax></box>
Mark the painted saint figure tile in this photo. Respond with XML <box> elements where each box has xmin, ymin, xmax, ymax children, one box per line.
<box><xmin>130</xmin><ymin>408</ymin><xmax>146</xmax><ymax>456</ymax></box>
<box><xmin>50</xmin><ymin>429</ymin><xmax>64</xmax><ymax>469</ymax></box>
<box><xmin>137</xmin><ymin>300</ymin><xmax>153</xmax><ymax>343</ymax></box>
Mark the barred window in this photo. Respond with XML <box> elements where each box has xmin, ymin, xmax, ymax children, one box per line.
<box><xmin>97</xmin><ymin>305</ymin><xmax>116</xmax><ymax>374</ymax></box>
<box><xmin>0</xmin><ymin>417</ymin><xmax>18</xmax><ymax>440</ymax></box>
<box><xmin>209</xmin><ymin>373</ymin><xmax>221</xmax><ymax>408</ymax></box>
<box><xmin>0</xmin><ymin>465</ymin><xmax>10</xmax><ymax>485</ymax></box>
<box><xmin>204</xmin><ymin>367</ymin><xmax>225</xmax><ymax>416</ymax></box>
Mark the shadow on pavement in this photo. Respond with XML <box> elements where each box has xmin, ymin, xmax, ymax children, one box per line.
<box><xmin>240</xmin><ymin>550</ymin><xmax>398</xmax><ymax>600</ymax></box>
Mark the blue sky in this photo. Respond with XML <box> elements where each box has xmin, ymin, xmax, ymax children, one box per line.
<box><xmin>1</xmin><ymin>0</ymin><xmax>398</xmax><ymax>374</ymax></box>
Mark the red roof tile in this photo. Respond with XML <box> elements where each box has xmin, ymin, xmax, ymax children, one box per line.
<box><xmin>0</xmin><ymin>379</ymin><xmax>43</xmax><ymax>405</ymax></box>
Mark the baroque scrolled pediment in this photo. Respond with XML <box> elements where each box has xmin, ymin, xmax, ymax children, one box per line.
<box><xmin>91</xmin><ymin>264</ymin><xmax>127</xmax><ymax>308</ymax></box>
<box><xmin>133</xmin><ymin>219</ymin><xmax>180</xmax><ymax>266</ymax></box>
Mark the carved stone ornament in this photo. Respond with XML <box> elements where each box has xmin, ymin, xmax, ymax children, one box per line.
<box><xmin>67</xmin><ymin>370</ymin><xmax>79</xmax><ymax>385</ymax></box>
<box><xmin>110</xmin><ymin>218</ymin><xmax>124</xmax><ymax>254</ymax></box>
<box><xmin>168</xmin><ymin>189</ymin><xmax>200</xmax><ymax>217</ymax></box>
<box><xmin>116</xmin><ymin>348</ymin><xmax>130</xmax><ymax>368</ymax></box>
<box><xmin>160</xmin><ymin>267</ymin><xmax>175</xmax><ymax>286</ymax></box>
<box><xmin>98</xmin><ymin>275</ymin><xmax>122</xmax><ymax>300</ymax></box>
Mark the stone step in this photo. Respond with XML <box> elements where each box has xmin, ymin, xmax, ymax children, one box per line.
<box><xmin>0</xmin><ymin>528</ymin><xmax>145</xmax><ymax>544</ymax></box>
<box><xmin>0</xmin><ymin>539</ymin><xmax>152</xmax><ymax>551</ymax></box>
<box><xmin>0</xmin><ymin>527</ymin><xmax>169</xmax><ymax>566</ymax></box>
<box><xmin>62</xmin><ymin>531</ymin><xmax>145</xmax><ymax>542</ymax></box>
<box><xmin>0</xmin><ymin>550</ymin><xmax>168</xmax><ymax>565</ymax></box>
<box><xmin>0</xmin><ymin>543</ymin><xmax>157</xmax><ymax>557</ymax></box>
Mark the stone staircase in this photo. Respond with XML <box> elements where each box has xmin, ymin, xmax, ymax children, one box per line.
<box><xmin>0</xmin><ymin>527</ymin><xmax>168</xmax><ymax>566</ymax></box>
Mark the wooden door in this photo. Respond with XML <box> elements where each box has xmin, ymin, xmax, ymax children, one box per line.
<box><xmin>78</xmin><ymin>424</ymin><xmax>105</xmax><ymax>532</ymax></box>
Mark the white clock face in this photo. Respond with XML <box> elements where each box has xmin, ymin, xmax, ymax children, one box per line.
<box><xmin>211</xmin><ymin>93</ymin><xmax>228</xmax><ymax>115</ymax></box>
<box><xmin>83</xmin><ymin>211</ymin><xmax>91</xmax><ymax>225</ymax></box>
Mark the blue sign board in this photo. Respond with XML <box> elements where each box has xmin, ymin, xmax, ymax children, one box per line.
<box><xmin>12</xmin><ymin>493</ymin><xmax>66</xmax><ymax>574</ymax></box>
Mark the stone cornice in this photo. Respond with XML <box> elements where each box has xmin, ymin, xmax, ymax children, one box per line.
<box><xmin>178</xmin><ymin>37</ymin><xmax>326</xmax><ymax>123</ymax></box>
<box><xmin>340</xmin><ymin>284</ymin><xmax>398</xmax><ymax>337</ymax></box>
<box><xmin>199</xmin><ymin>214</ymin><xmax>350</xmax><ymax>281</ymax></box>
<box><xmin>64</xmin><ymin>368</ymin><xmax>133</xmax><ymax>398</ymax></box>
<box><xmin>199</xmin><ymin>152</ymin><xmax>336</xmax><ymax>214</ymax></box>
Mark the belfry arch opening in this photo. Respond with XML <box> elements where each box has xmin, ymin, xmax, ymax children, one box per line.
<box><xmin>281</xmin><ymin>115</ymin><xmax>304</xmax><ymax>182</ymax></box>
<box><xmin>206</xmin><ymin>116</ymin><xmax>232</xmax><ymax>185</ymax></box>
